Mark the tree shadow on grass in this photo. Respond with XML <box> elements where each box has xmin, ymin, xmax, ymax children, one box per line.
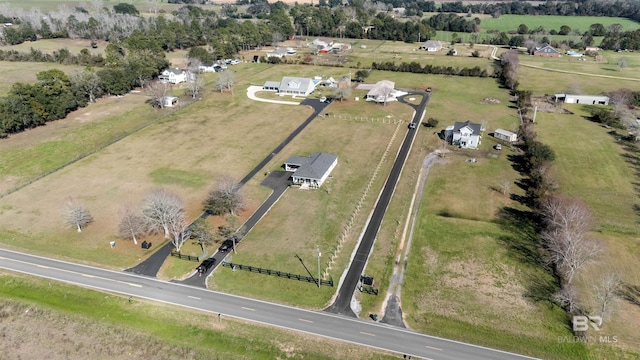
<box><xmin>506</xmin><ymin>153</ymin><xmax>527</xmax><ymax>174</ymax></box>
<box><xmin>495</xmin><ymin>207</ymin><xmax>558</xmax><ymax>302</ymax></box>
<box><xmin>618</xmin><ymin>283</ymin><xmax>640</xmax><ymax>307</ymax></box>
<box><xmin>495</xmin><ymin>207</ymin><xmax>543</xmax><ymax>267</ymax></box>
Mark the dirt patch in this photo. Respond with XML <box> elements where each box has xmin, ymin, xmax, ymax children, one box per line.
<box><xmin>533</xmin><ymin>96</ymin><xmax>575</xmax><ymax>114</ymax></box>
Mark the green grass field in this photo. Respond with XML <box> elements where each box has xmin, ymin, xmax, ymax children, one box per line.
<box><xmin>0</xmin><ymin>61</ymin><xmax>86</xmax><ymax>96</ymax></box>
<box><xmin>480</xmin><ymin>15</ymin><xmax>640</xmax><ymax>33</ymax></box>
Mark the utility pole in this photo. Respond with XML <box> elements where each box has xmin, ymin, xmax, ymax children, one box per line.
<box><xmin>316</xmin><ymin>245</ymin><xmax>321</xmax><ymax>288</ymax></box>
<box><xmin>533</xmin><ymin>103</ymin><xmax>538</xmax><ymax>123</ymax></box>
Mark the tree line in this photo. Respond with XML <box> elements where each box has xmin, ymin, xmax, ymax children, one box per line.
<box><xmin>371</xmin><ymin>61</ymin><xmax>489</xmax><ymax>77</ymax></box>
<box><xmin>495</xmin><ymin>54</ymin><xmax>624</xmax><ymax>332</ymax></box>
<box><xmin>372</xmin><ymin>0</ymin><xmax>640</xmax><ymax>23</ymax></box>
<box><xmin>0</xmin><ymin>48</ymin><xmax>105</xmax><ymax>66</ymax></box>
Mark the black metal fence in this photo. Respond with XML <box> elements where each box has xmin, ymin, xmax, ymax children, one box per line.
<box><xmin>360</xmin><ymin>285</ymin><xmax>379</xmax><ymax>295</ymax></box>
<box><xmin>221</xmin><ymin>261</ymin><xmax>333</xmax><ymax>287</ymax></box>
<box><xmin>170</xmin><ymin>251</ymin><xmax>206</xmax><ymax>262</ymax></box>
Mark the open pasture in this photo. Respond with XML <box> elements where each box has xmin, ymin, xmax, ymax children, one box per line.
<box><xmin>0</xmin><ymin>61</ymin><xmax>86</xmax><ymax>96</ymax></box>
<box><xmin>516</xmin><ymin>50</ymin><xmax>640</xmax><ymax>94</ymax></box>
<box><xmin>480</xmin><ymin>15</ymin><xmax>640</xmax><ymax>33</ymax></box>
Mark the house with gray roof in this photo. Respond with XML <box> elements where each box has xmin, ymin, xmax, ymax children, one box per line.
<box><xmin>419</xmin><ymin>40</ymin><xmax>443</xmax><ymax>52</ymax></box>
<box><xmin>534</xmin><ymin>44</ymin><xmax>560</xmax><ymax>57</ymax></box>
<box><xmin>284</xmin><ymin>152</ymin><xmax>338</xmax><ymax>188</ymax></box>
<box><xmin>445</xmin><ymin>120</ymin><xmax>482</xmax><ymax>149</ymax></box>
<box><xmin>278</xmin><ymin>77</ymin><xmax>316</xmax><ymax>96</ymax></box>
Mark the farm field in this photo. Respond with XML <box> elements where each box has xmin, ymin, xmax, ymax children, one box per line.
<box><xmin>517</xmin><ymin>50</ymin><xmax>640</xmax><ymax>94</ymax></box>
<box><xmin>0</xmin><ymin>38</ymin><xmax>107</xmax><ymax>56</ymax></box>
<box><xmin>480</xmin><ymin>15</ymin><xmax>640</xmax><ymax>33</ymax></box>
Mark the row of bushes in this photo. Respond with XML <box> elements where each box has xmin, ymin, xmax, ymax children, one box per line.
<box><xmin>371</xmin><ymin>61</ymin><xmax>490</xmax><ymax>77</ymax></box>
<box><xmin>0</xmin><ymin>48</ymin><xmax>105</xmax><ymax>67</ymax></box>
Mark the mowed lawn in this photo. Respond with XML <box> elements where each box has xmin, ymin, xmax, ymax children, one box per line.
<box><xmin>480</xmin><ymin>15</ymin><xmax>640</xmax><ymax>33</ymax></box>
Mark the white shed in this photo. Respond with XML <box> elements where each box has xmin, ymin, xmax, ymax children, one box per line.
<box><xmin>493</xmin><ymin>129</ymin><xmax>517</xmax><ymax>143</ymax></box>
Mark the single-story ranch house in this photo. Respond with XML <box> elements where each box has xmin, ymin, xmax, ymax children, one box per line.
<box><xmin>419</xmin><ymin>40</ymin><xmax>443</xmax><ymax>52</ymax></box>
<box><xmin>364</xmin><ymin>80</ymin><xmax>403</xmax><ymax>103</ymax></box>
<box><xmin>266</xmin><ymin>47</ymin><xmax>289</xmax><ymax>58</ymax></box>
<box><xmin>445</xmin><ymin>120</ymin><xmax>482</xmax><ymax>149</ymax></box>
<box><xmin>262</xmin><ymin>77</ymin><xmax>317</xmax><ymax>96</ymax></box>
<box><xmin>553</xmin><ymin>94</ymin><xmax>609</xmax><ymax>105</ymax></box>
<box><xmin>285</xmin><ymin>152</ymin><xmax>338</xmax><ymax>188</ymax></box>
<box><xmin>493</xmin><ymin>128</ymin><xmax>517</xmax><ymax>143</ymax></box>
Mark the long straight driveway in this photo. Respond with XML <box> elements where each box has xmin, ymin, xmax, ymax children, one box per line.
<box><xmin>326</xmin><ymin>92</ymin><xmax>429</xmax><ymax>316</ymax></box>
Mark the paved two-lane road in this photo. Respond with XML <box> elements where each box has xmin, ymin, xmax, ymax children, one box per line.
<box><xmin>0</xmin><ymin>248</ymin><xmax>538</xmax><ymax>360</ymax></box>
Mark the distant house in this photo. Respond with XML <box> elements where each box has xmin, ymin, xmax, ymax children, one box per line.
<box><xmin>493</xmin><ymin>129</ymin><xmax>517</xmax><ymax>143</ymax></box>
<box><xmin>585</xmin><ymin>46</ymin><xmax>600</xmax><ymax>52</ymax></box>
<box><xmin>534</xmin><ymin>44</ymin><xmax>560</xmax><ymax>57</ymax></box>
<box><xmin>198</xmin><ymin>63</ymin><xmax>224</xmax><ymax>73</ymax></box>
<box><xmin>419</xmin><ymin>40</ymin><xmax>443</xmax><ymax>52</ymax></box>
<box><xmin>312</xmin><ymin>37</ymin><xmax>333</xmax><ymax>51</ymax></box>
<box><xmin>285</xmin><ymin>152</ymin><xmax>338</xmax><ymax>188</ymax></box>
<box><xmin>159</xmin><ymin>68</ymin><xmax>193</xmax><ymax>84</ymax></box>
<box><xmin>331</xmin><ymin>42</ymin><xmax>352</xmax><ymax>51</ymax></box>
<box><xmin>553</xmin><ymin>94</ymin><xmax>609</xmax><ymax>105</ymax></box>
<box><xmin>266</xmin><ymin>47</ymin><xmax>289</xmax><ymax>59</ymax></box>
<box><xmin>365</xmin><ymin>80</ymin><xmax>399</xmax><ymax>103</ymax></box>
<box><xmin>445</xmin><ymin>120</ymin><xmax>482</xmax><ymax>149</ymax></box>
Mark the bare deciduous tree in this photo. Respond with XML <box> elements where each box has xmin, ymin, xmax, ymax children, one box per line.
<box><xmin>593</xmin><ymin>272</ymin><xmax>622</xmax><ymax>325</ymax></box>
<box><xmin>553</xmin><ymin>283</ymin><xmax>580</xmax><ymax>314</ymax></box>
<box><xmin>187</xmin><ymin>72</ymin><xmax>205</xmax><ymax>99</ymax></box>
<box><xmin>167</xmin><ymin>206</ymin><xmax>188</xmax><ymax>252</ymax></box>
<box><xmin>498</xmin><ymin>179</ymin><xmax>511</xmax><ymax>196</ymax></box>
<box><xmin>204</xmin><ymin>176</ymin><xmax>245</xmax><ymax>216</ymax></box>
<box><xmin>147</xmin><ymin>81</ymin><xmax>172</xmax><ymax>108</ymax></box>
<box><xmin>618</xmin><ymin>57</ymin><xmax>628</xmax><ymax>72</ymax></box>
<box><xmin>333</xmin><ymin>86</ymin><xmax>351</xmax><ymax>102</ymax></box>
<box><xmin>381</xmin><ymin>85</ymin><xmax>393</xmax><ymax>107</ymax></box>
<box><xmin>215</xmin><ymin>71</ymin><xmax>235</xmax><ymax>95</ymax></box>
<box><xmin>189</xmin><ymin>218</ymin><xmax>216</xmax><ymax>252</ymax></box>
<box><xmin>71</xmin><ymin>69</ymin><xmax>103</xmax><ymax>103</ymax></box>
<box><xmin>142</xmin><ymin>189</ymin><xmax>184</xmax><ymax>239</ymax></box>
<box><xmin>540</xmin><ymin>195</ymin><xmax>601</xmax><ymax>284</ymax></box>
<box><xmin>64</xmin><ymin>197</ymin><xmax>93</xmax><ymax>232</ymax></box>
<box><xmin>118</xmin><ymin>205</ymin><xmax>145</xmax><ymax>245</ymax></box>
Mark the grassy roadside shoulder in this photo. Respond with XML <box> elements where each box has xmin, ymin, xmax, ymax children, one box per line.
<box><xmin>0</xmin><ymin>272</ymin><xmax>397</xmax><ymax>360</ymax></box>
